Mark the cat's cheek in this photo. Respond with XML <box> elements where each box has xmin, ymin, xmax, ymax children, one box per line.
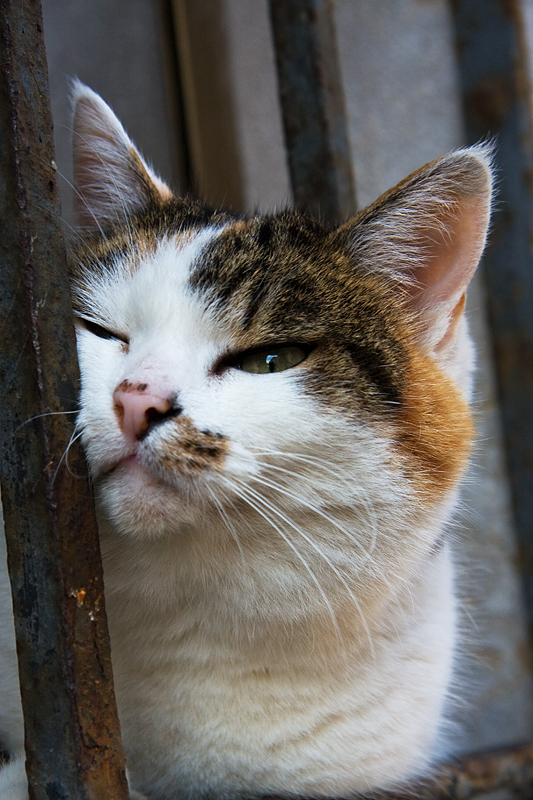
<box><xmin>211</xmin><ymin>374</ymin><xmax>320</xmax><ymax>449</ymax></box>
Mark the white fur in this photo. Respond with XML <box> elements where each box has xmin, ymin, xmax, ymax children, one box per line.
<box><xmin>0</xmin><ymin>229</ymin><xmax>462</xmax><ymax>799</ymax></box>
<box><xmin>0</xmin><ymin>84</ymin><xmax>491</xmax><ymax>798</ymax></box>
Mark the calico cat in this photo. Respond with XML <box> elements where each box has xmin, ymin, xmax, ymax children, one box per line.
<box><xmin>0</xmin><ymin>83</ymin><xmax>492</xmax><ymax>800</ymax></box>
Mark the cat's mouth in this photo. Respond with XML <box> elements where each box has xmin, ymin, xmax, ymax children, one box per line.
<box><xmin>104</xmin><ymin>451</ymin><xmax>173</xmax><ymax>493</ymax></box>
<box><xmin>107</xmin><ymin>451</ymin><xmax>152</xmax><ymax>476</ymax></box>
<box><xmin>103</xmin><ymin>420</ymin><xmax>230</xmax><ymax>482</ymax></box>
<box><xmin>103</xmin><ymin>450</ymin><xmax>147</xmax><ymax>478</ymax></box>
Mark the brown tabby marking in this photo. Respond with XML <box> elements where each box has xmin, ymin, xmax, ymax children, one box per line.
<box><xmin>159</xmin><ymin>416</ymin><xmax>229</xmax><ymax>473</ymax></box>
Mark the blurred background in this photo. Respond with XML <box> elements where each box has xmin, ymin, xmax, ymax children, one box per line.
<box><xmin>40</xmin><ymin>0</ymin><xmax>533</xmax><ymax>781</ymax></box>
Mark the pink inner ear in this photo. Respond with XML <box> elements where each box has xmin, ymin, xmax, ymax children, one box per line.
<box><xmin>435</xmin><ymin>293</ymin><xmax>466</xmax><ymax>353</ymax></box>
<box><xmin>72</xmin><ymin>86</ymin><xmax>173</xmax><ymax>230</ymax></box>
<box><xmin>407</xmin><ymin>195</ymin><xmax>489</xmax><ymax>313</ymax></box>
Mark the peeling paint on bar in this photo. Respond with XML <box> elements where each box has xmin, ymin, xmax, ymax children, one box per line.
<box><xmin>0</xmin><ymin>0</ymin><xmax>130</xmax><ymax>797</ymax></box>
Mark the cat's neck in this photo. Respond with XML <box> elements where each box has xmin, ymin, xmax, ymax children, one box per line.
<box><xmin>97</xmin><ymin>501</ymin><xmax>456</xmax><ymax>667</ymax></box>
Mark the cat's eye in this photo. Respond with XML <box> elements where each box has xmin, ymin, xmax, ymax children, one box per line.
<box><xmin>78</xmin><ymin>318</ymin><xmax>128</xmax><ymax>344</ymax></box>
<box><xmin>237</xmin><ymin>345</ymin><xmax>309</xmax><ymax>374</ymax></box>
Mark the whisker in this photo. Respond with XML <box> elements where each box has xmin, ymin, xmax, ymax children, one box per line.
<box><xmin>231</xmin><ymin>477</ymin><xmax>375</xmax><ymax>657</ymax></box>
<box><xmin>224</xmin><ymin>478</ymin><xmax>345</xmax><ymax>648</ymax></box>
<box><xmin>53</xmin><ymin>156</ymin><xmax>107</xmax><ymax>240</ymax></box>
<box><xmin>52</xmin><ymin>427</ymin><xmax>85</xmax><ymax>486</ymax></box>
<box><xmin>248</xmin><ymin>471</ymin><xmax>379</xmax><ymax>565</ymax></box>
<box><xmin>16</xmin><ymin>409</ymin><xmax>78</xmax><ymax>432</ymax></box>
<box><xmin>254</xmin><ymin>457</ymin><xmax>354</xmax><ymax>490</ymax></box>
<box><xmin>59</xmin><ymin>215</ymin><xmax>110</xmax><ymax>272</ymax></box>
<box><xmin>206</xmin><ymin>484</ymin><xmax>246</xmax><ymax>563</ymax></box>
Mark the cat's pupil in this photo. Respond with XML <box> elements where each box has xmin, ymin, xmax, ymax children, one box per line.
<box><xmin>239</xmin><ymin>346</ymin><xmax>308</xmax><ymax>374</ymax></box>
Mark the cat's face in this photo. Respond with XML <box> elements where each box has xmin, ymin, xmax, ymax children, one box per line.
<box><xmin>74</xmin><ymin>217</ymin><xmax>407</xmax><ymax>538</ymax></box>
<box><xmin>69</xmin><ymin>83</ymin><xmax>491</xmax><ymax>626</ymax></box>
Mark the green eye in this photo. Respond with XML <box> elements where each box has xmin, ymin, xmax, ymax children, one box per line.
<box><xmin>239</xmin><ymin>346</ymin><xmax>309</xmax><ymax>374</ymax></box>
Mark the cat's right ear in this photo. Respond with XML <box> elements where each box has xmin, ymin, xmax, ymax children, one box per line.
<box><xmin>71</xmin><ymin>81</ymin><xmax>173</xmax><ymax>230</ymax></box>
<box><xmin>335</xmin><ymin>146</ymin><xmax>493</xmax><ymax>358</ymax></box>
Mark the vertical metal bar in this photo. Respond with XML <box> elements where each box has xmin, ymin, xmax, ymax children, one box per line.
<box><xmin>268</xmin><ymin>0</ymin><xmax>356</xmax><ymax>224</ymax></box>
<box><xmin>452</xmin><ymin>0</ymin><xmax>533</xmax><ymax>635</ymax></box>
<box><xmin>0</xmin><ymin>0</ymin><xmax>130</xmax><ymax>797</ymax></box>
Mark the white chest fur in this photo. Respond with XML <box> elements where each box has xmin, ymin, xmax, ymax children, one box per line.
<box><xmin>99</xmin><ymin>519</ymin><xmax>455</xmax><ymax>799</ymax></box>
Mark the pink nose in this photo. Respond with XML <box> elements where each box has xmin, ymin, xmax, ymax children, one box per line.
<box><xmin>113</xmin><ymin>380</ymin><xmax>175</xmax><ymax>442</ymax></box>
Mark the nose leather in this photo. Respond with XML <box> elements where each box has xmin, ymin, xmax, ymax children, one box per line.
<box><xmin>113</xmin><ymin>381</ymin><xmax>172</xmax><ymax>442</ymax></box>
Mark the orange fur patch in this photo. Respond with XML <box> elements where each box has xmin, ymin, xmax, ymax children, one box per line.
<box><xmin>395</xmin><ymin>348</ymin><xmax>473</xmax><ymax>499</ymax></box>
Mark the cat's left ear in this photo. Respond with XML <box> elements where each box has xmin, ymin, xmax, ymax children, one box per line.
<box><xmin>336</xmin><ymin>146</ymin><xmax>493</xmax><ymax>356</ymax></box>
<box><xmin>71</xmin><ymin>80</ymin><xmax>173</xmax><ymax>230</ymax></box>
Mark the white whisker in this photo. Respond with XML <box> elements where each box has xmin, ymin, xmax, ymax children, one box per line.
<box><xmin>224</xmin><ymin>478</ymin><xmax>345</xmax><ymax>648</ymax></box>
<box><xmin>248</xmin><ymin>470</ymin><xmax>379</xmax><ymax>566</ymax></box>
<box><xmin>206</xmin><ymin>484</ymin><xmax>246</xmax><ymax>563</ymax></box>
<box><xmin>230</xmin><ymin>476</ymin><xmax>375</xmax><ymax>657</ymax></box>
<box><xmin>59</xmin><ymin>214</ymin><xmax>110</xmax><ymax>272</ymax></box>
<box><xmin>16</xmin><ymin>409</ymin><xmax>78</xmax><ymax>432</ymax></box>
<box><xmin>52</xmin><ymin>427</ymin><xmax>85</xmax><ymax>486</ymax></box>
<box><xmin>53</xmin><ymin>156</ymin><xmax>107</xmax><ymax>240</ymax></box>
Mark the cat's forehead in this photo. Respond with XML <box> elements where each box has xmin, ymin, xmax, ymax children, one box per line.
<box><xmin>188</xmin><ymin>214</ymin><xmax>407</xmax><ymax>352</ymax></box>
<box><xmin>71</xmin><ymin>206</ymin><xmax>409</xmax><ymax>356</ymax></box>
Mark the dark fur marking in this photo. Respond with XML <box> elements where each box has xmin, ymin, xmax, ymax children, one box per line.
<box><xmin>188</xmin><ymin>211</ymin><xmax>411</xmax><ymax>414</ymax></box>
<box><xmin>159</xmin><ymin>416</ymin><xmax>229</xmax><ymax>474</ymax></box>
<box><xmin>69</xmin><ymin>196</ymin><xmax>239</xmax><ymax>308</ymax></box>
<box><xmin>256</xmin><ymin>220</ymin><xmax>273</xmax><ymax>247</ymax></box>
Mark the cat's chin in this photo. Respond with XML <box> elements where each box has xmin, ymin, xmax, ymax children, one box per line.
<box><xmin>109</xmin><ymin>453</ymin><xmax>156</xmax><ymax>479</ymax></box>
<box><xmin>97</xmin><ymin>456</ymin><xmax>203</xmax><ymax>536</ymax></box>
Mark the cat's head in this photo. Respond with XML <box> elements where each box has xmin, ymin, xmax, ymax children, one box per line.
<box><xmin>69</xmin><ymin>82</ymin><xmax>492</xmax><ymax>620</ymax></box>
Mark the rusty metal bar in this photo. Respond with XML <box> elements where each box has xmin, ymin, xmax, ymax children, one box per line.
<box><xmin>264</xmin><ymin>744</ymin><xmax>533</xmax><ymax>799</ymax></box>
<box><xmin>0</xmin><ymin>0</ymin><xmax>130</xmax><ymax>797</ymax></box>
<box><xmin>373</xmin><ymin>742</ymin><xmax>533</xmax><ymax>800</ymax></box>
<box><xmin>268</xmin><ymin>0</ymin><xmax>356</xmax><ymax>224</ymax></box>
<box><xmin>452</xmin><ymin>0</ymin><xmax>533</xmax><ymax>636</ymax></box>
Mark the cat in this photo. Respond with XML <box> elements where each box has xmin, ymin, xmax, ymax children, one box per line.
<box><xmin>0</xmin><ymin>82</ymin><xmax>492</xmax><ymax>800</ymax></box>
